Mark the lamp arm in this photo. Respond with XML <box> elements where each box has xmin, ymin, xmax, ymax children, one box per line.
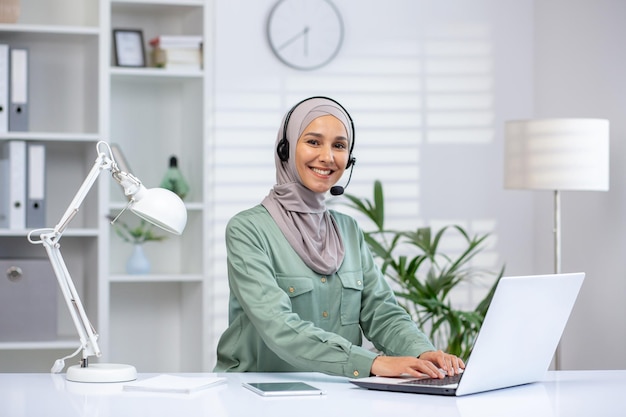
<box><xmin>41</xmin><ymin>235</ymin><xmax>100</xmax><ymax>362</ymax></box>
<box><xmin>51</xmin><ymin>151</ymin><xmax>114</xmax><ymax>238</ymax></box>
<box><xmin>32</xmin><ymin>145</ymin><xmax>121</xmax><ymax>366</ymax></box>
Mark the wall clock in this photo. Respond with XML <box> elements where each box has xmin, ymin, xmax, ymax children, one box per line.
<box><xmin>266</xmin><ymin>0</ymin><xmax>344</xmax><ymax>70</ymax></box>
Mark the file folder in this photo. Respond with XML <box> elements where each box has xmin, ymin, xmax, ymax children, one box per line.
<box><xmin>26</xmin><ymin>142</ymin><xmax>45</xmax><ymax>228</ymax></box>
<box><xmin>9</xmin><ymin>47</ymin><xmax>28</xmax><ymax>132</ymax></box>
<box><xmin>0</xmin><ymin>140</ymin><xmax>26</xmax><ymax>229</ymax></box>
<box><xmin>0</xmin><ymin>44</ymin><xmax>9</xmax><ymax>133</ymax></box>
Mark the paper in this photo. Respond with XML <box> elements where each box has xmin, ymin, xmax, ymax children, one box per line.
<box><xmin>123</xmin><ymin>374</ymin><xmax>226</xmax><ymax>394</ymax></box>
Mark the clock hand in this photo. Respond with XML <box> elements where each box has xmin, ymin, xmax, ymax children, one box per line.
<box><xmin>278</xmin><ymin>26</ymin><xmax>310</xmax><ymax>51</ymax></box>
<box><xmin>303</xmin><ymin>26</ymin><xmax>309</xmax><ymax>56</ymax></box>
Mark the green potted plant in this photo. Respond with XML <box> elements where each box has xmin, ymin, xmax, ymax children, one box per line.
<box><xmin>341</xmin><ymin>180</ymin><xmax>504</xmax><ymax>359</ymax></box>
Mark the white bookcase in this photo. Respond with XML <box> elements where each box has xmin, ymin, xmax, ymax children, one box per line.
<box><xmin>0</xmin><ymin>0</ymin><xmax>213</xmax><ymax>373</ymax></box>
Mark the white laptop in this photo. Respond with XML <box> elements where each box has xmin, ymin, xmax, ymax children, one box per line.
<box><xmin>350</xmin><ymin>272</ymin><xmax>585</xmax><ymax>396</ymax></box>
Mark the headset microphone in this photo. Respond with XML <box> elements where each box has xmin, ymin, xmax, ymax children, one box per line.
<box><xmin>330</xmin><ymin>157</ymin><xmax>356</xmax><ymax>196</ymax></box>
<box><xmin>330</xmin><ymin>186</ymin><xmax>345</xmax><ymax>196</ymax></box>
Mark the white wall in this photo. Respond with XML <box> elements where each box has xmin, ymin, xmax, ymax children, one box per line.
<box><xmin>210</xmin><ymin>0</ymin><xmax>626</xmax><ymax>371</ymax></box>
<box><xmin>209</xmin><ymin>0</ymin><xmax>537</xmax><ymax>368</ymax></box>
<box><xmin>534</xmin><ymin>0</ymin><xmax>626</xmax><ymax>369</ymax></box>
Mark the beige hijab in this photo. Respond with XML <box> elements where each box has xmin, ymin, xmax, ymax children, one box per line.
<box><xmin>261</xmin><ymin>97</ymin><xmax>353</xmax><ymax>275</ymax></box>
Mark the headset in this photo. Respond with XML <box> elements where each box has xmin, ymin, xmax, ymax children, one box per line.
<box><xmin>276</xmin><ymin>96</ymin><xmax>356</xmax><ymax>169</ymax></box>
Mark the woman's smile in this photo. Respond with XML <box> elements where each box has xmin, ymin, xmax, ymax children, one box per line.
<box><xmin>310</xmin><ymin>167</ymin><xmax>333</xmax><ymax>176</ymax></box>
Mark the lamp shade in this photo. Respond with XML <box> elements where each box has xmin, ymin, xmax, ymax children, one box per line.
<box><xmin>130</xmin><ymin>187</ymin><xmax>187</xmax><ymax>235</ymax></box>
<box><xmin>504</xmin><ymin>118</ymin><xmax>609</xmax><ymax>191</ymax></box>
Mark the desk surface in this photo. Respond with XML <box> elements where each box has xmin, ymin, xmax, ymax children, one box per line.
<box><xmin>1</xmin><ymin>370</ymin><xmax>624</xmax><ymax>417</ymax></box>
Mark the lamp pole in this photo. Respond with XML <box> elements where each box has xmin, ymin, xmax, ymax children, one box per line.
<box><xmin>553</xmin><ymin>189</ymin><xmax>562</xmax><ymax>370</ymax></box>
<box><xmin>554</xmin><ymin>190</ymin><xmax>562</xmax><ymax>275</ymax></box>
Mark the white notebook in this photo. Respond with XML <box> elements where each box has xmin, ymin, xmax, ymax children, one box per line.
<box><xmin>123</xmin><ymin>374</ymin><xmax>226</xmax><ymax>394</ymax></box>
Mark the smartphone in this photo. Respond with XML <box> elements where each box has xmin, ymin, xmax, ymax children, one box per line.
<box><xmin>242</xmin><ymin>381</ymin><xmax>325</xmax><ymax>396</ymax></box>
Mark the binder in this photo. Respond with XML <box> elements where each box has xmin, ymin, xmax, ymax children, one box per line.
<box><xmin>0</xmin><ymin>140</ymin><xmax>26</xmax><ymax>229</ymax></box>
<box><xmin>26</xmin><ymin>142</ymin><xmax>45</xmax><ymax>228</ymax></box>
<box><xmin>9</xmin><ymin>47</ymin><xmax>28</xmax><ymax>132</ymax></box>
<box><xmin>0</xmin><ymin>44</ymin><xmax>9</xmax><ymax>133</ymax></box>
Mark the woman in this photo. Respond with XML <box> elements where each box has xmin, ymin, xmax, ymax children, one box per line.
<box><xmin>214</xmin><ymin>96</ymin><xmax>464</xmax><ymax>379</ymax></box>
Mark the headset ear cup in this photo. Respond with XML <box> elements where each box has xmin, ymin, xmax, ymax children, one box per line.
<box><xmin>277</xmin><ymin>138</ymin><xmax>289</xmax><ymax>161</ymax></box>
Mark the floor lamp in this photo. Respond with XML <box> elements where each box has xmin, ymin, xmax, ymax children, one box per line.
<box><xmin>503</xmin><ymin>118</ymin><xmax>609</xmax><ymax>369</ymax></box>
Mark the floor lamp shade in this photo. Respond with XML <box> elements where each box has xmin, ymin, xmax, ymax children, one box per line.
<box><xmin>504</xmin><ymin>118</ymin><xmax>609</xmax><ymax>191</ymax></box>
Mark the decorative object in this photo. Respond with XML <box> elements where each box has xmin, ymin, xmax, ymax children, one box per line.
<box><xmin>0</xmin><ymin>0</ymin><xmax>20</xmax><ymax>23</ymax></box>
<box><xmin>159</xmin><ymin>155</ymin><xmax>190</xmax><ymax>199</ymax></box>
<box><xmin>504</xmin><ymin>118</ymin><xmax>609</xmax><ymax>369</ymax></box>
<box><xmin>109</xmin><ymin>217</ymin><xmax>166</xmax><ymax>244</ymax></box>
<box><xmin>108</xmin><ymin>216</ymin><xmax>166</xmax><ymax>274</ymax></box>
<box><xmin>149</xmin><ymin>35</ymin><xmax>203</xmax><ymax>70</ymax></box>
<box><xmin>126</xmin><ymin>244</ymin><xmax>151</xmax><ymax>275</ymax></box>
<box><xmin>113</xmin><ymin>29</ymin><xmax>146</xmax><ymax>67</ymax></box>
<box><xmin>266</xmin><ymin>0</ymin><xmax>344</xmax><ymax>70</ymax></box>
<box><xmin>27</xmin><ymin>141</ymin><xmax>187</xmax><ymax>383</ymax></box>
<box><xmin>342</xmin><ymin>180</ymin><xmax>503</xmax><ymax>359</ymax></box>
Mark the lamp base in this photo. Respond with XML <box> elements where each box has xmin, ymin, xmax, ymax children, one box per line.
<box><xmin>66</xmin><ymin>363</ymin><xmax>137</xmax><ymax>383</ymax></box>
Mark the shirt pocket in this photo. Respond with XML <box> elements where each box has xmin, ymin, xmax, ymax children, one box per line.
<box><xmin>337</xmin><ymin>270</ymin><xmax>364</xmax><ymax>325</ymax></box>
<box><xmin>275</xmin><ymin>277</ymin><xmax>315</xmax><ymax>323</ymax></box>
<box><xmin>276</xmin><ymin>277</ymin><xmax>314</xmax><ymax>300</ymax></box>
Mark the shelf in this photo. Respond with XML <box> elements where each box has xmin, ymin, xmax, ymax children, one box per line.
<box><xmin>110</xmin><ymin>66</ymin><xmax>203</xmax><ymax>80</ymax></box>
<box><xmin>111</xmin><ymin>0</ymin><xmax>205</xmax><ymax>14</ymax></box>
<box><xmin>109</xmin><ymin>201</ymin><xmax>203</xmax><ymax>211</ymax></box>
<box><xmin>0</xmin><ymin>132</ymin><xmax>100</xmax><ymax>142</ymax></box>
<box><xmin>0</xmin><ymin>339</ymin><xmax>78</xmax><ymax>351</ymax></box>
<box><xmin>0</xmin><ymin>228</ymin><xmax>99</xmax><ymax>237</ymax></box>
<box><xmin>0</xmin><ymin>27</ymin><xmax>100</xmax><ymax>134</ymax></box>
<box><xmin>112</xmin><ymin>0</ymin><xmax>205</xmax><ymax>5</ymax></box>
<box><xmin>109</xmin><ymin>273</ymin><xmax>204</xmax><ymax>283</ymax></box>
<box><xmin>0</xmin><ymin>0</ymin><xmax>211</xmax><ymax>374</ymax></box>
<box><xmin>0</xmin><ymin>23</ymin><xmax>99</xmax><ymax>36</ymax></box>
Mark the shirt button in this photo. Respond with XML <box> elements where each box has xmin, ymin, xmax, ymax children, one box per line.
<box><xmin>321</xmin><ymin>277</ymin><xmax>327</xmax><ymax>283</ymax></box>
<box><xmin>288</xmin><ymin>287</ymin><xmax>295</xmax><ymax>293</ymax></box>
<box><xmin>322</xmin><ymin>311</ymin><xmax>328</xmax><ymax>318</ymax></box>
<box><xmin>357</xmin><ymin>280</ymin><xmax>362</xmax><ymax>286</ymax></box>
<box><xmin>353</xmin><ymin>370</ymin><xmax>359</xmax><ymax>377</ymax></box>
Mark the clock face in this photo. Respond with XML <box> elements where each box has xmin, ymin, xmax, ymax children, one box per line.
<box><xmin>267</xmin><ymin>0</ymin><xmax>344</xmax><ymax>70</ymax></box>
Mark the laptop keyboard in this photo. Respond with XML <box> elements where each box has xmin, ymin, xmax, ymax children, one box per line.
<box><xmin>401</xmin><ymin>373</ymin><xmax>462</xmax><ymax>386</ymax></box>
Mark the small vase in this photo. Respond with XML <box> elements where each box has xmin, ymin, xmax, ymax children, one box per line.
<box><xmin>126</xmin><ymin>244</ymin><xmax>151</xmax><ymax>274</ymax></box>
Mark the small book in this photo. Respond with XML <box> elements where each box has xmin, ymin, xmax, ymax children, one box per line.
<box><xmin>149</xmin><ymin>35</ymin><xmax>203</xmax><ymax>49</ymax></box>
<box><xmin>123</xmin><ymin>374</ymin><xmax>226</xmax><ymax>394</ymax></box>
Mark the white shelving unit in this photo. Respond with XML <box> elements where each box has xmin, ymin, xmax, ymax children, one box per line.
<box><xmin>0</xmin><ymin>0</ymin><xmax>212</xmax><ymax>373</ymax></box>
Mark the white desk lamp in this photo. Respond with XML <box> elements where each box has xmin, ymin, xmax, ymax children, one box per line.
<box><xmin>504</xmin><ymin>118</ymin><xmax>609</xmax><ymax>369</ymax></box>
<box><xmin>28</xmin><ymin>141</ymin><xmax>187</xmax><ymax>383</ymax></box>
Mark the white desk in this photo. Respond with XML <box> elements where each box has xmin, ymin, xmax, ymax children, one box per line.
<box><xmin>1</xmin><ymin>370</ymin><xmax>624</xmax><ymax>417</ymax></box>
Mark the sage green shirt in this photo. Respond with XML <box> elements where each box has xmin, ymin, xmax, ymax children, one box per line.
<box><xmin>214</xmin><ymin>205</ymin><xmax>435</xmax><ymax>378</ymax></box>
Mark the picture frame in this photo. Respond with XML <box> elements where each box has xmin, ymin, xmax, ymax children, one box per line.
<box><xmin>113</xmin><ymin>29</ymin><xmax>146</xmax><ymax>67</ymax></box>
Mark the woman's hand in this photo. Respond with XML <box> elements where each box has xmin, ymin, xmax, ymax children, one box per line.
<box><xmin>370</xmin><ymin>351</ymin><xmax>465</xmax><ymax>378</ymax></box>
<box><xmin>418</xmin><ymin>350</ymin><xmax>465</xmax><ymax>376</ymax></box>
